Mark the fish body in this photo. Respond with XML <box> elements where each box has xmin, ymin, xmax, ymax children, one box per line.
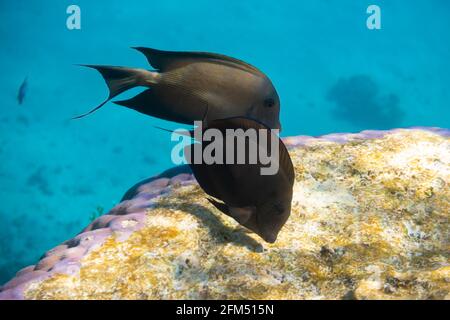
<box><xmin>186</xmin><ymin>117</ymin><xmax>294</xmax><ymax>243</ymax></box>
<box><xmin>17</xmin><ymin>77</ymin><xmax>27</xmax><ymax>105</ymax></box>
<box><xmin>76</xmin><ymin>48</ymin><xmax>281</xmax><ymax>129</ymax></box>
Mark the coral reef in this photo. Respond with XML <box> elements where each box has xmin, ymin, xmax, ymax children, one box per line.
<box><xmin>0</xmin><ymin>127</ymin><xmax>448</xmax><ymax>300</ymax></box>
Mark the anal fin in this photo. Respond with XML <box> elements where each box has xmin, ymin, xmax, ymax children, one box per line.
<box><xmin>113</xmin><ymin>89</ymin><xmax>183</xmax><ymax>123</ymax></box>
<box><xmin>207</xmin><ymin>198</ymin><xmax>230</xmax><ymax>215</ymax></box>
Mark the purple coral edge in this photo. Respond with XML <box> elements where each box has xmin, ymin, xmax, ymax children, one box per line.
<box><xmin>0</xmin><ymin>174</ymin><xmax>196</xmax><ymax>300</ymax></box>
<box><xmin>282</xmin><ymin>126</ymin><xmax>449</xmax><ymax>147</ymax></box>
<box><xmin>0</xmin><ymin>127</ymin><xmax>447</xmax><ymax>300</ymax></box>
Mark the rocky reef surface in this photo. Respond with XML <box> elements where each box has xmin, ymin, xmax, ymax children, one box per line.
<box><xmin>0</xmin><ymin>127</ymin><xmax>448</xmax><ymax>300</ymax></box>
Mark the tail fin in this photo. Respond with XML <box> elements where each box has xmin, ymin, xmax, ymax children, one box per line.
<box><xmin>72</xmin><ymin>65</ymin><xmax>156</xmax><ymax>119</ymax></box>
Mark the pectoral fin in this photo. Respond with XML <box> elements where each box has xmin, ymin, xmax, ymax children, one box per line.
<box><xmin>229</xmin><ymin>206</ymin><xmax>255</xmax><ymax>224</ymax></box>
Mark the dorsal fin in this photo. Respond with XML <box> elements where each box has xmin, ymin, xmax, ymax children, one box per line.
<box><xmin>132</xmin><ymin>47</ymin><xmax>261</xmax><ymax>75</ymax></box>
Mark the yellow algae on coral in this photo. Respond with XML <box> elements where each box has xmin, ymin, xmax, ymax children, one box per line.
<box><xmin>25</xmin><ymin>130</ymin><xmax>449</xmax><ymax>300</ymax></box>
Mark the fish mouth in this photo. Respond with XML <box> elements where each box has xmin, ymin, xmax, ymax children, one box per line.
<box><xmin>259</xmin><ymin>231</ymin><xmax>277</xmax><ymax>243</ymax></box>
<box><xmin>253</xmin><ymin>211</ymin><xmax>278</xmax><ymax>243</ymax></box>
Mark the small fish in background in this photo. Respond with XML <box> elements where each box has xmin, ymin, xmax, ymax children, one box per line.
<box><xmin>186</xmin><ymin>117</ymin><xmax>295</xmax><ymax>243</ymax></box>
<box><xmin>17</xmin><ymin>77</ymin><xmax>28</xmax><ymax>105</ymax></box>
<box><xmin>74</xmin><ymin>47</ymin><xmax>281</xmax><ymax>130</ymax></box>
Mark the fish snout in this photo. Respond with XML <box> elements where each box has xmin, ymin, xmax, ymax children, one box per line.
<box><xmin>260</xmin><ymin>232</ymin><xmax>277</xmax><ymax>243</ymax></box>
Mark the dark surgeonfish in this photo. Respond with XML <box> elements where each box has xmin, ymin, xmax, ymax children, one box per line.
<box><xmin>74</xmin><ymin>47</ymin><xmax>281</xmax><ymax>130</ymax></box>
<box><xmin>17</xmin><ymin>77</ymin><xmax>28</xmax><ymax>105</ymax></box>
<box><xmin>185</xmin><ymin>117</ymin><xmax>294</xmax><ymax>243</ymax></box>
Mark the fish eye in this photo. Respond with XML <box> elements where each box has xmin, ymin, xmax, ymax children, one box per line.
<box><xmin>264</xmin><ymin>98</ymin><xmax>275</xmax><ymax>108</ymax></box>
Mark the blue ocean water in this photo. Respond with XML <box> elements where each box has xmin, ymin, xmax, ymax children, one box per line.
<box><xmin>0</xmin><ymin>1</ymin><xmax>448</xmax><ymax>284</ymax></box>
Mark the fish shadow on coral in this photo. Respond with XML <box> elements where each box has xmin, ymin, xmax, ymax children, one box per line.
<box><xmin>151</xmin><ymin>202</ymin><xmax>264</xmax><ymax>253</ymax></box>
<box><xmin>327</xmin><ymin>74</ymin><xmax>405</xmax><ymax>130</ymax></box>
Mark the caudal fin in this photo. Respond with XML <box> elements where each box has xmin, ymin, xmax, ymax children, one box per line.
<box><xmin>72</xmin><ymin>65</ymin><xmax>156</xmax><ymax>119</ymax></box>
